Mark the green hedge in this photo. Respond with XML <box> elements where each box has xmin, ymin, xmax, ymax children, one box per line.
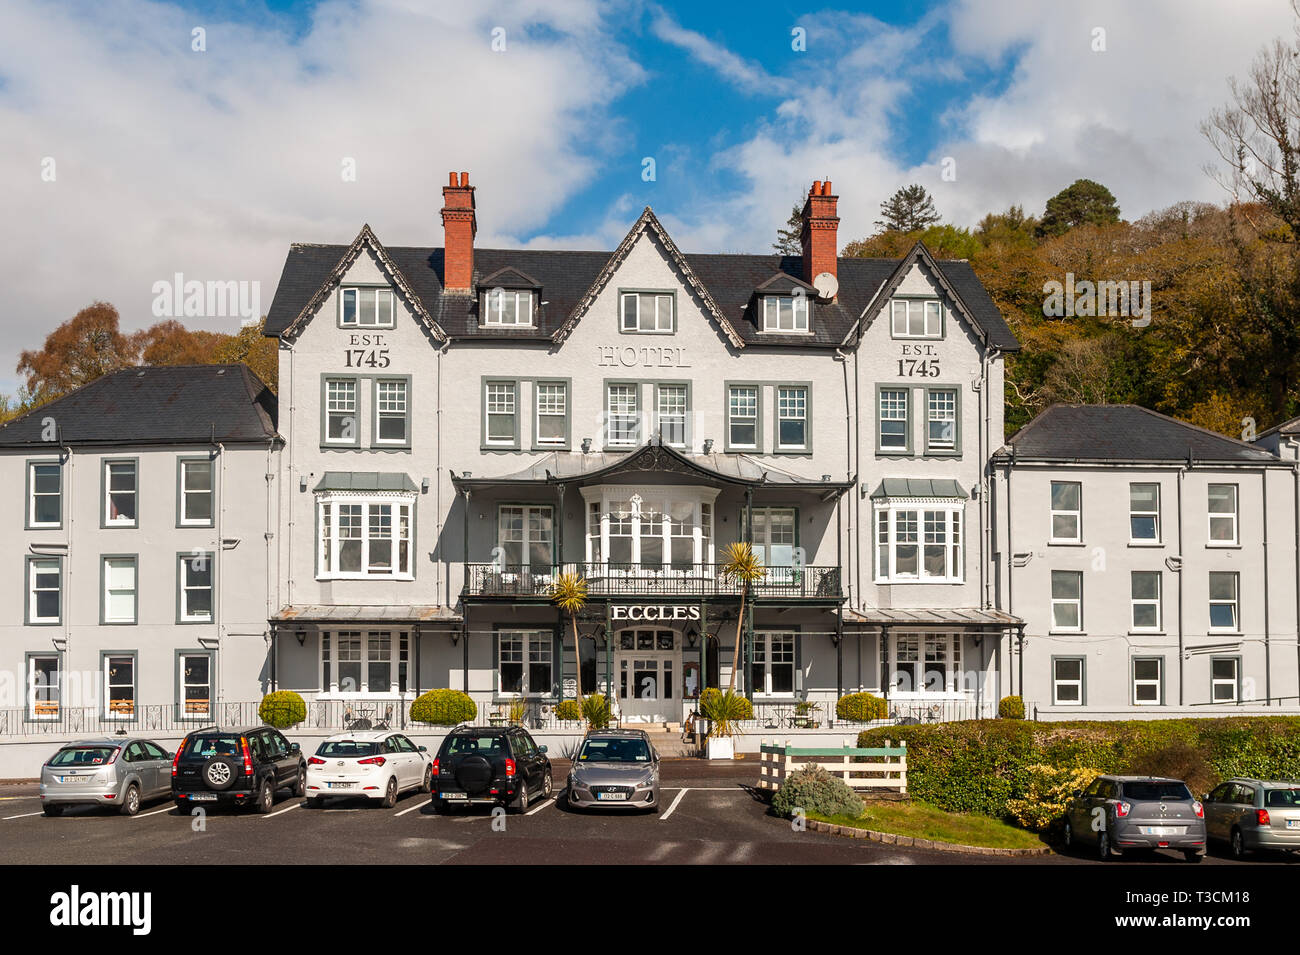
<box><xmin>410</xmin><ymin>689</ymin><xmax>477</xmax><ymax>726</ymax></box>
<box><xmin>858</xmin><ymin>717</ymin><xmax>1300</xmax><ymax>819</ymax></box>
<box><xmin>258</xmin><ymin>691</ymin><xmax>306</xmax><ymax>729</ymax></box>
<box><xmin>837</xmin><ymin>692</ymin><xmax>887</xmax><ymax>722</ymax></box>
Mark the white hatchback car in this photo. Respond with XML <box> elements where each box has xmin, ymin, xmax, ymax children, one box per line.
<box><xmin>305</xmin><ymin>731</ymin><xmax>432</xmax><ymax>808</ymax></box>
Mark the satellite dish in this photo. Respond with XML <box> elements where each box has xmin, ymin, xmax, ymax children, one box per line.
<box><xmin>812</xmin><ymin>271</ymin><xmax>838</xmax><ymax>301</ymax></box>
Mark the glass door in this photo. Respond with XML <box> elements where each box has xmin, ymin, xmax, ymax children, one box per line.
<box><xmin>616</xmin><ymin>629</ymin><xmax>678</xmax><ymax>722</ymax></box>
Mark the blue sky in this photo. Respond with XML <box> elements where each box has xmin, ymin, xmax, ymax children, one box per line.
<box><xmin>0</xmin><ymin>0</ymin><xmax>1293</xmax><ymax>393</ymax></box>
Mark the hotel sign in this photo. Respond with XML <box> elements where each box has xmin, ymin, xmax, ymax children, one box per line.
<box><xmin>597</xmin><ymin>345</ymin><xmax>691</xmax><ymax>368</ymax></box>
<box><xmin>611</xmin><ymin>604</ymin><xmax>701</xmax><ymax>622</ymax></box>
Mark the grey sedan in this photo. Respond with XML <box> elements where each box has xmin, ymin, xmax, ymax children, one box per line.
<box><xmin>1062</xmin><ymin>774</ymin><xmax>1207</xmax><ymax>862</ymax></box>
<box><xmin>1204</xmin><ymin>778</ymin><xmax>1300</xmax><ymax>857</ymax></box>
<box><xmin>39</xmin><ymin>738</ymin><xmax>174</xmax><ymax>816</ymax></box>
<box><xmin>567</xmin><ymin>730</ymin><xmax>660</xmax><ymax>812</ymax></box>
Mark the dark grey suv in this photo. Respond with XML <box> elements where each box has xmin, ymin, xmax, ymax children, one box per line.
<box><xmin>1062</xmin><ymin>775</ymin><xmax>1206</xmax><ymax>862</ymax></box>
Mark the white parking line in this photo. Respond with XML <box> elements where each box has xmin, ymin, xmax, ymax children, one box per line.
<box><xmin>660</xmin><ymin>789</ymin><xmax>689</xmax><ymax>820</ymax></box>
<box><xmin>135</xmin><ymin>805</ymin><xmax>176</xmax><ymax>818</ymax></box>
<box><xmin>394</xmin><ymin>798</ymin><xmax>431</xmax><ymax>817</ymax></box>
<box><xmin>525</xmin><ymin>797</ymin><xmax>555</xmax><ymax>816</ymax></box>
<box><xmin>261</xmin><ymin>802</ymin><xmax>300</xmax><ymax>819</ymax></box>
<box><xmin>3</xmin><ymin>811</ymin><xmax>45</xmax><ymax>820</ymax></box>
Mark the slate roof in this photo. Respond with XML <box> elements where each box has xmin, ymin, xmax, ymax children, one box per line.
<box><xmin>265</xmin><ymin>225</ymin><xmax>1019</xmax><ymax>352</ymax></box>
<box><xmin>0</xmin><ymin>365</ymin><xmax>278</xmax><ymax>448</ymax></box>
<box><xmin>1003</xmin><ymin>404</ymin><xmax>1281</xmax><ymax>465</ymax></box>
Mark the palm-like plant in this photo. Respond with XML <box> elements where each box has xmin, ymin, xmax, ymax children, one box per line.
<box><xmin>551</xmin><ymin>572</ymin><xmax>590</xmax><ymax>724</ymax></box>
<box><xmin>719</xmin><ymin>541</ymin><xmax>765</xmax><ymax>692</ymax></box>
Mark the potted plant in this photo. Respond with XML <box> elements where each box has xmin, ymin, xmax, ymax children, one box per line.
<box><xmin>699</xmin><ymin>688</ymin><xmax>749</xmax><ymax>759</ymax></box>
<box><xmin>793</xmin><ymin>700</ymin><xmax>821</xmax><ymax>729</ymax></box>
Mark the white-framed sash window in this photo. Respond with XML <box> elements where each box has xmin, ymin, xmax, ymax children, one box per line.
<box><xmin>1130</xmin><ymin>571</ymin><xmax>1162</xmax><ymax>631</ymax></box>
<box><xmin>1132</xmin><ymin>657</ymin><xmax>1163</xmax><ymax>705</ymax></box>
<box><xmin>885</xmin><ymin>632</ymin><xmax>963</xmax><ymax>696</ymax></box>
<box><xmin>27</xmin><ymin>655</ymin><xmax>60</xmax><ymax>720</ymax></box>
<box><xmin>178</xmin><ymin>553</ymin><xmax>214</xmax><ymax>623</ymax></box>
<box><xmin>321</xmin><ymin>630</ymin><xmax>409</xmax><ymax>696</ymax></box>
<box><xmin>753</xmin><ymin>631</ymin><xmax>796</xmax><ymax>696</ymax></box>
<box><xmin>1052</xmin><ymin>657</ymin><xmax>1085</xmax><ymax>706</ymax></box>
<box><xmin>1049</xmin><ymin>481</ymin><xmax>1081</xmax><ymax>542</ymax></box>
<box><xmin>891</xmin><ymin>299</ymin><xmax>942</xmax><ymax>338</ymax></box>
<box><xmin>497</xmin><ymin>505</ymin><xmax>553</xmax><ymax>571</ymax></box>
<box><xmin>481</xmin><ymin>288</ymin><xmax>533</xmax><ymax>326</ymax></box>
<box><xmin>29</xmin><ymin>558</ymin><xmax>61</xmax><ymax>624</ymax></box>
<box><xmin>762</xmin><ymin>295</ymin><xmax>809</xmax><ymax>332</ymax></box>
<box><xmin>498</xmin><ymin>630</ymin><xmax>553</xmax><ymax>697</ymax></box>
<box><xmin>1208</xmin><ymin>484</ymin><xmax>1238</xmax><ymax>545</ymax></box>
<box><xmin>340</xmin><ymin>287</ymin><xmax>395</xmax><ymax>328</ymax></box>
<box><xmin>29</xmin><ymin>461</ymin><xmax>61</xmax><ymax>528</ymax></box>
<box><xmin>582</xmin><ymin>486</ymin><xmax>719</xmax><ymax>572</ymax></box>
<box><xmin>317</xmin><ymin>495</ymin><xmax>414</xmax><ymax>579</ymax></box>
<box><xmin>874</xmin><ymin>502</ymin><xmax>963</xmax><ymax>582</ymax></box>
<box><xmin>1129</xmin><ymin>483</ymin><xmax>1160</xmax><ymax>542</ymax></box>
<box><xmin>1209</xmin><ymin>571</ymin><xmax>1240</xmax><ymax>631</ymax></box>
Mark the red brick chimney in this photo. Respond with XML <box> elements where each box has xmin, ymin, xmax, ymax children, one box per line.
<box><xmin>441</xmin><ymin>171</ymin><xmax>476</xmax><ymax>292</ymax></box>
<box><xmin>800</xmin><ymin>179</ymin><xmax>839</xmax><ymax>285</ymax></box>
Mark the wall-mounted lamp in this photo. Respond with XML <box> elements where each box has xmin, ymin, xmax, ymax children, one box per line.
<box><xmin>451</xmin><ymin>631</ymin><xmax>460</xmax><ymax>646</ymax></box>
<box><xmin>462</xmin><ymin>471</ymin><xmax>472</xmax><ymax>479</ymax></box>
<box><xmin>702</xmin><ymin>438</ymin><xmax>714</xmax><ymax>454</ymax></box>
<box><xmin>684</xmin><ymin>622</ymin><xmax>700</xmax><ymax>648</ymax></box>
<box><xmin>421</xmin><ymin>477</ymin><xmax>430</xmax><ymax>494</ymax></box>
<box><xmin>581</xmin><ymin>437</ymin><xmax>592</xmax><ymax>454</ymax></box>
<box><xmin>295</xmin><ymin>631</ymin><xmax>306</xmax><ymax>648</ymax></box>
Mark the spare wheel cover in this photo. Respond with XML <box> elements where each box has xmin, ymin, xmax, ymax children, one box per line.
<box><xmin>455</xmin><ymin>755</ymin><xmax>493</xmax><ymax>794</ymax></box>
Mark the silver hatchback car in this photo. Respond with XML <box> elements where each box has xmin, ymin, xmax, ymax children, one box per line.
<box><xmin>567</xmin><ymin>729</ymin><xmax>660</xmax><ymax>812</ymax></box>
<box><xmin>39</xmin><ymin>738</ymin><xmax>174</xmax><ymax>816</ymax></box>
<box><xmin>1203</xmin><ymin>778</ymin><xmax>1300</xmax><ymax>857</ymax></box>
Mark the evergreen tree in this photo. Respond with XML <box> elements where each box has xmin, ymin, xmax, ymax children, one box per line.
<box><xmin>1037</xmin><ymin>179</ymin><xmax>1121</xmax><ymax>237</ymax></box>
<box><xmin>876</xmin><ymin>184</ymin><xmax>941</xmax><ymax>232</ymax></box>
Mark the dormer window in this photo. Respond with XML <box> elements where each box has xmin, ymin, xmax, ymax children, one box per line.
<box><xmin>621</xmin><ymin>291</ymin><xmax>674</xmax><ymax>334</ymax></box>
<box><xmin>762</xmin><ymin>295</ymin><xmax>810</xmax><ymax>333</ymax></box>
<box><xmin>481</xmin><ymin>288</ymin><xmax>534</xmax><ymax>327</ymax></box>
<box><xmin>891</xmin><ymin>299</ymin><xmax>942</xmax><ymax>339</ymax></box>
<box><xmin>340</xmin><ymin>287</ymin><xmax>395</xmax><ymax>328</ymax></box>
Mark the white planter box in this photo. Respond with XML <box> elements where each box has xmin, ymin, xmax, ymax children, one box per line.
<box><xmin>705</xmin><ymin>736</ymin><xmax>735</xmax><ymax>760</ymax></box>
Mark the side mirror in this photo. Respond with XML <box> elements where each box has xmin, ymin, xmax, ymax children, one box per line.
<box><xmin>1070</xmin><ymin>789</ymin><xmax>1082</xmax><ymax>798</ymax></box>
<box><xmin>289</xmin><ymin>742</ymin><xmax>301</xmax><ymax>753</ymax></box>
<box><xmin>539</xmin><ymin>745</ymin><xmax>548</xmax><ymax>753</ymax></box>
<box><xmin>166</xmin><ymin>752</ymin><xmax>174</xmax><ymax>761</ymax></box>
<box><xmin>418</xmin><ymin>745</ymin><xmax>428</xmax><ymax>752</ymax></box>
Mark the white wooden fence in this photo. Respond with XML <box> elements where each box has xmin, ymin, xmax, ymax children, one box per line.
<box><xmin>757</xmin><ymin>738</ymin><xmax>907</xmax><ymax>794</ymax></box>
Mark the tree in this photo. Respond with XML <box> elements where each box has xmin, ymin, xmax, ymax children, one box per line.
<box><xmin>1037</xmin><ymin>179</ymin><xmax>1121</xmax><ymax>238</ymax></box>
<box><xmin>213</xmin><ymin>318</ymin><xmax>279</xmax><ymax>392</ymax></box>
<box><xmin>773</xmin><ymin>200</ymin><xmax>805</xmax><ymax>255</ymax></box>
<box><xmin>719</xmin><ymin>541</ymin><xmax>765</xmax><ymax>694</ymax></box>
<box><xmin>135</xmin><ymin>320</ymin><xmax>228</xmax><ymax>367</ymax></box>
<box><xmin>876</xmin><ymin>184</ymin><xmax>941</xmax><ymax>233</ymax></box>
<box><xmin>550</xmin><ymin>572</ymin><xmax>590</xmax><ymax>724</ymax></box>
<box><xmin>17</xmin><ymin>302</ymin><xmax>141</xmax><ymax>406</ymax></box>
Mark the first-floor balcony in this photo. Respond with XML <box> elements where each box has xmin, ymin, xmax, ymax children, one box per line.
<box><xmin>463</xmin><ymin>561</ymin><xmax>843</xmax><ymax>601</ymax></box>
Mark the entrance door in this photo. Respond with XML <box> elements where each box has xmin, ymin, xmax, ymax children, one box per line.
<box><xmin>616</xmin><ymin>629</ymin><xmax>678</xmax><ymax>722</ymax></box>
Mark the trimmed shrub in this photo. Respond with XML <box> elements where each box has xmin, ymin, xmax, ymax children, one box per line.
<box><xmin>410</xmin><ymin>689</ymin><xmax>477</xmax><ymax>726</ymax></box>
<box><xmin>858</xmin><ymin>716</ymin><xmax>1300</xmax><ymax>820</ymax></box>
<box><xmin>837</xmin><ymin>692</ymin><xmax>887</xmax><ymax>722</ymax></box>
<box><xmin>554</xmin><ymin>699</ymin><xmax>582</xmax><ymax>721</ymax></box>
<box><xmin>258</xmin><ymin>691</ymin><xmax>305</xmax><ymax>729</ymax></box>
<box><xmin>582</xmin><ymin>693</ymin><xmax>612</xmax><ymax>730</ymax></box>
<box><xmin>770</xmin><ymin>765</ymin><xmax>865</xmax><ymax>820</ymax></box>
<box><xmin>998</xmin><ymin>696</ymin><xmax>1025</xmax><ymax>719</ymax></box>
<box><xmin>1005</xmin><ymin>764</ymin><xmax>1103</xmax><ymax>832</ymax></box>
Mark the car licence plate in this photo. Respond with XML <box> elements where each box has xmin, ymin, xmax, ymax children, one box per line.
<box><xmin>187</xmin><ymin>793</ymin><xmax>217</xmax><ymax>801</ymax></box>
<box><xmin>328</xmin><ymin>782</ymin><xmax>355</xmax><ymax>789</ymax></box>
<box><xmin>1142</xmin><ymin>826</ymin><xmax>1184</xmax><ymax>836</ymax></box>
<box><xmin>59</xmin><ymin>776</ymin><xmax>86</xmax><ymax>783</ymax></box>
<box><xmin>1288</xmin><ymin>820</ymin><xmax>1300</xmax><ymax>829</ymax></box>
<box><xmin>597</xmin><ymin>792</ymin><xmax>628</xmax><ymax>801</ymax></box>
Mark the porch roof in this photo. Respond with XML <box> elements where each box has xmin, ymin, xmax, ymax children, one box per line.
<box><xmin>272</xmin><ymin>605</ymin><xmax>461</xmax><ymax>624</ymax></box>
<box><xmin>842</xmin><ymin>608</ymin><xmax>1021</xmax><ymax>628</ymax></box>
<box><xmin>451</xmin><ymin>436</ymin><xmax>854</xmax><ymax>496</ymax></box>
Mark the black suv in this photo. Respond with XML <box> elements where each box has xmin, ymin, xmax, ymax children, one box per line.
<box><xmin>431</xmin><ymin>725</ymin><xmax>551</xmax><ymax>813</ymax></box>
<box><xmin>172</xmin><ymin>725</ymin><xmax>307</xmax><ymax>813</ymax></box>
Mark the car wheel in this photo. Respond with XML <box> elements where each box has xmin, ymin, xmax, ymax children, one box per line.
<box><xmin>306</xmin><ymin>796</ymin><xmax>323</xmax><ymax>809</ymax></box>
<box><xmin>1062</xmin><ymin>820</ymin><xmax>1074</xmax><ymax>852</ymax></box>
<box><xmin>1230</xmin><ymin>828</ymin><xmax>1247</xmax><ymax>859</ymax></box>
<box><xmin>422</xmin><ymin>765</ymin><xmax>433</xmax><ymax>794</ymax></box>
<box><xmin>1098</xmin><ymin>830</ymin><xmax>1115</xmax><ymax>861</ymax></box>
<box><xmin>293</xmin><ymin>766</ymin><xmax>306</xmax><ymax>797</ymax></box>
<box><xmin>42</xmin><ymin>804</ymin><xmax>63</xmax><ymax>817</ymax></box>
<box><xmin>513</xmin><ymin>780</ymin><xmax>530</xmax><ymax>813</ymax></box>
<box><xmin>430</xmin><ymin>796</ymin><xmax>445</xmax><ymax>814</ymax></box>
<box><xmin>382</xmin><ymin>776</ymin><xmax>398</xmax><ymax>809</ymax></box>
<box><xmin>542</xmin><ymin>770</ymin><xmax>553</xmax><ymax>799</ymax></box>
<box><xmin>254</xmin><ymin>778</ymin><xmax>274</xmax><ymax>814</ymax></box>
<box><xmin>120</xmin><ymin>784</ymin><xmax>140</xmax><ymax>817</ymax></box>
<box><xmin>1184</xmin><ymin>850</ymin><xmax>1204</xmax><ymax>863</ymax></box>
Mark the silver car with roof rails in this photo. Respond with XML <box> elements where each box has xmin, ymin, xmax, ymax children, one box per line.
<box><xmin>1203</xmin><ymin>777</ymin><xmax>1300</xmax><ymax>857</ymax></box>
<box><xmin>39</xmin><ymin>738</ymin><xmax>174</xmax><ymax>816</ymax></box>
<box><xmin>1062</xmin><ymin>774</ymin><xmax>1207</xmax><ymax>862</ymax></box>
<box><xmin>567</xmin><ymin>729</ymin><xmax>660</xmax><ymax>812</ymax></box>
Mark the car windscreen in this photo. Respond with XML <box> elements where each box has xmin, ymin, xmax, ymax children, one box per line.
<box><xmin>183</xmin><ymin>736</ymin><xmax>243</xmax><ymax>759</ymax></box>
<box><xmin>1122</xmin><ymin>782</ymin><xmax>1193</xmax><ymax>801</ymax></box>
<box><xmin>317</xmin><ymin>741</ymin><xmax>379</xmax><ymax>758</ymax></box>
<box><xmin>1266</xmin><ymin>788</ymin><xmax>1300</xmax><ymax>808</ymax></box>
<box><xmin>577</xmin><ymin>738</ymin><xmax>651</xmax><ymax>763</ymax></box>
<box><xmin>444</xmin><ymin>735</ymin><xmax>507</xmax><ymax>756</ymax></box>
<box><xmin>49</xmin><ymin>746</ymin><xmax>118</xmax><ymax>766</ymax></box>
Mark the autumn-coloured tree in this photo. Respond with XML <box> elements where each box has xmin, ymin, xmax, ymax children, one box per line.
<box><xmin>17</xmin><ymin>302</ymin><xmax>141</xmax><ymax>406</ymax></box>
<box><xmin>213</xmin><ymin>318</ymin><xmax>279</xmax><ymax>392</ymax></box>
<box><xmin>135</xmin><ymin>320</ymin><xmax>228</xmax><ymax>368</ymax></box>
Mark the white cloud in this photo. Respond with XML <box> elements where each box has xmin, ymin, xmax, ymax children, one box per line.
<box><xmin>0</xmin><ymin>0</ymin><xmax>642</xmax><ymax>393</ymax></box>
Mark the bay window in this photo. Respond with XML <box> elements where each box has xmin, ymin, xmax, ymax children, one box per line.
<box><xmin>582</xmin><ymin>486</ymin><xmax>719</xmax><ymax>571</ymax></box>
<box><xmin>321</xmin><ymin>630</ymin><xmax>409</xmax><ymax>695</ymax></box>
<box><xmin>874</xmin><ymin>504</ymin><xmax>963</xmax><ymax>582</ymax></box>
<box><xmin>318</xmin><ymin>495</ymin><xmax>414</xmax><ymax>578</ymax></box>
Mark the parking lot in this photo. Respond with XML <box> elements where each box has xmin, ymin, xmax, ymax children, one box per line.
<box><xmin>0</xmin><ymin>759</ymin><xmax>1293</xmax><ymax>866</ymax></box>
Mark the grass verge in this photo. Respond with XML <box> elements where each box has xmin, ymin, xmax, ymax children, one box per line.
<box><xmin>808</xmin><ymin>800</ymin><xmax>1047</xmax><ymax>850</ymax></box>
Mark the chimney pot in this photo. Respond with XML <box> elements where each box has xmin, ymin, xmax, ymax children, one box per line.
<box><xmin>800</xmin><ymin>178</ymin><xmax>840</xmax><ymax>290</ymax></box>
<box><xmin>448</xmin><ymin>171</ymin><xmax>457</xmax><ymax>186</ymax></box>
<box><xmin>459</xmin><ymin>171</ymin><xmax>469</xmax><ymax>187</ymax></box>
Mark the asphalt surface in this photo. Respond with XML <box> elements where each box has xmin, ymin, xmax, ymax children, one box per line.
<box><xmin>0</xmin><ymin>759</ymin><xmax>1294</xmax><ymax>866</ymax></box>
